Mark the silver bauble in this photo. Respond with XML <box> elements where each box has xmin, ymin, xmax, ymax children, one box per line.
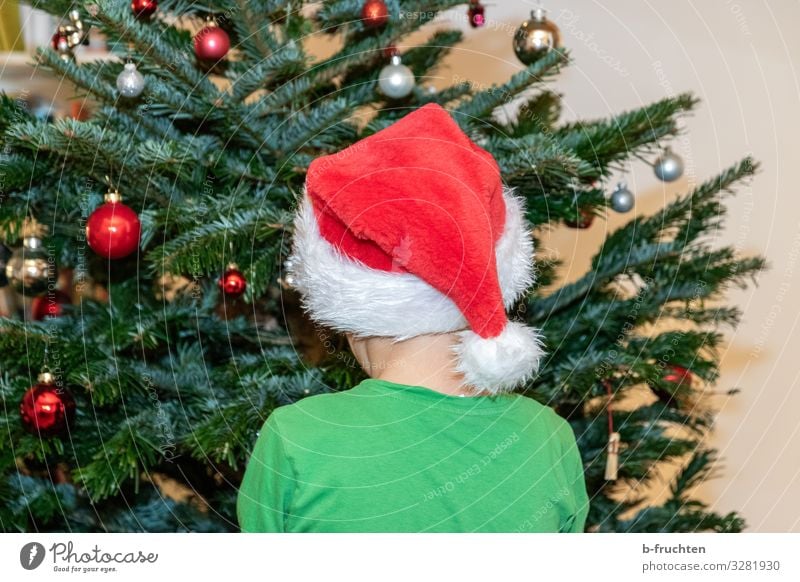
<box><xmin>513</xmin><ymin>8</ymin><xmax>561</xmax><ymax>66</ymax></box>
<box><xmin>117</xmin><ymin>62</ymin><xmax>145</xmax><ymax>98</ymax></box>
<box><xmin>653</xmin><ymin>147</ymin><xmax>684</xmax><ymax>182</ymax></box>
<box><xmin>378</xmin><ymin>55</ymin><xmax>415</xmax><ymax>100</ymax></box>
<box><xmin>5</xmin><ymin>237</ymin><xmax>56</xmax><ymax>296</ymax></box>
<box><xmin>609</xmin><ymin>182</ymin><xmax>635</xmax><ymax>213</ymax></box>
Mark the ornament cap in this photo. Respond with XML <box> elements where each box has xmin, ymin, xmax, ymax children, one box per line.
<box><xmin>23</xmin><ymin>236</ymin><xmax>43</xmax><ymax>250</ymax></box>
<box><xmin>390</xmin><ymin>54</ymin><xmax>402</xmax><ymax>66</ymax></box>
<box><xmin>123</xmin><ymin>62</ymin><xmax>137</xmax><ymax>71</ymax></box>
<box><xmin>37</xmin><ymin>371</ymin><xmax>55</xmax><ymax>385</ymax></box>
<box><xmin>104</xmin><ymin>189</ymin><xmax>122</xmax><ymax>203</ymax></box>
<box><xmin>225</xmin><ymin>261</ymin><xmax>239</xmax><ymax>270</ymax></box>
<box><xmin>532</xmin><ymin>7</ymin><xmax>547</xmax><ymax>21</ymax></box>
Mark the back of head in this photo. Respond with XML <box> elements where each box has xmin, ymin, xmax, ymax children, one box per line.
<box><xmin>287</xmin><ymin>104</ymin><xmax>545</xmax><ymax>394</ymax></box>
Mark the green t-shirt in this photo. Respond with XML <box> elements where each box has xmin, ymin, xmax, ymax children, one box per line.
<box><xmin>237</xmin><ymin>378</ymin><xmax>590</xmax><ymax>533</ymax></box>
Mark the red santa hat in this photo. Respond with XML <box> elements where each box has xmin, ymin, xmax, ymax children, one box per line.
<box><xmin>287</xmin><ymin>103</ymin><xmax>545</xmax><ymax>394</ymax></box>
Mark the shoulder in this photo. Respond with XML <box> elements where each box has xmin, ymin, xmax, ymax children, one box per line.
<box><xmin>510</xmin><ymin>394</ymin><xmax>578</xmax><ymax>447</ymax></box>
<box><xmin>271</xmin><ymin>388</ymin><xmax>362</xmax><ymax>422</ymax></box>
<box><xmin>511</xmin><ymin>393</ymin><xmax>568</xmax><ymax>427</ymax></box>
<box><xmin>263</xmin><ymin>387</ymin><xmax>369</xmax><ymax>443</ymax></box>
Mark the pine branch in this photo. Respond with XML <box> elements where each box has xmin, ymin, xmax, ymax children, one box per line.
<box><xmin>72</xmin><ymin>406</ymin><xmax>177</xmax><ymax>502</ymax></box>
<box><xmin>555</xmin><ymin>92</ymin><xmax>699</xmax><ymax>176</ymax></box>
<box><xmin>146</xmin><ymin>204</ymin><xmax>290</xmax><ymax>277</ymax></box>
<box><xmin>455</xmin><ymin>48</ymin><xmax>569</xmax><ymax>125</ymax></box>
<box><xmin>91</xmin><ymin>2</ymin><xmax>218</xmax><ymax>97</ymax></box>
<box><xmin>530</xmin><ymin>158</ymin><xmax>759</xmax><ymax>321</ymax></box>
<box><xmin>275</xmin><ymin>97</ymin><xmax>356</xmax><ymax>153</ymax></box>
<box><xmin>229</xmin><ymin>39</ymin><xmax>308</xmax><ymax>102</ymax></box>
<box><xmin>227</xmin><ymin>0</ymin><xmax>282</xmax><ymax>62</ymax></box>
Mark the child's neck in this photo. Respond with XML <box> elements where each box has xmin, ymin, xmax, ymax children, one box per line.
<box><xmin>350</xmin><ymin>333</ymin><xmax>484</xmax><ymax>396</ymax></box>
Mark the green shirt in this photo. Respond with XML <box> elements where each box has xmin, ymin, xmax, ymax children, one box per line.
<box><xmin>237</xmin><ymin>378</ymin><xmax>590</xmax><ymax>533</ymax></box>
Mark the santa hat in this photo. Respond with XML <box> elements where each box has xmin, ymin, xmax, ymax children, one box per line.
<box><xmin>287</xmin><ymin>103</ymin><xmax>545</xmax><ymax>394</ymax></box>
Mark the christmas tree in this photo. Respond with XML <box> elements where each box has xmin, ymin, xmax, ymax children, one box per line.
<box><xmin>0</xmin><ymin>0</ymin><xmax>765</xmax><ymax>532</ymax></box>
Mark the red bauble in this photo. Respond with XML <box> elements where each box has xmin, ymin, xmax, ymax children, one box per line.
<box><xmin>663</xmin><ymin>365</ymin><xmax>693</xmax><ymax>387</ymax></box>
<box><xmin>468</xmin><ymin>2</ymin><xmax>486</xmax><ymax>28</ymax></box>
<box><xmin>361</xmin><ymin>0</ymin><xmax>389</xmax><ymax>28</ymax></box>
<box><xmin>51</xmin><ymin>32</ymin><xmax>68</xmax><ymax>50</ymax></box>
<box><xmin>565</xmin><ymin>207</ymin><xmax>595</xmax><ymax>229</ymax></box>
<box><xmin>19</xmin><ymin>374</ymin><xmax>76</xmax><ymax>437</ymax></box>
<box><xmin>86</xmin><ymin>194</ymin><xmax>141</xmax><ymax>259</ymax></box>
<box><xmin>194</xmin><ymin>25</ymin><xmax>230</xmax><ymax>61</ymax></box>
<box><xmin>219</xmin><ymin>264</ymin><xmax>247</xmax><ymax>299</ymax></box>
<box><xmin>31</xmin><ymin>290</ymin><xmax>72</xmax><ymax>320</ymax></box>
<box><xmin>131</xmin><ymin>0</ymin><xmax>158</xmax><ymax>19</ymax></box>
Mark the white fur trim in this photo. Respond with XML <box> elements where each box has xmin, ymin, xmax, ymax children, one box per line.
<box><xmin>452</xmin><ymin>321</ymin><xmax>546</xmax><ymax>394</ymax></box>
<box><xmin>287</xmin><ymin>185</ymin><xmax>534</xmax><ymax>340</ymax></box>
<box><xmin>496</xmin><ymin>190</ymin><xmax>535</xmax><ymax>307</ymax></box>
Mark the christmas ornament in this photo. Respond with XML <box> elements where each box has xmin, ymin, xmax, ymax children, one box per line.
<box><xmin>605</xmin><ymin>431</ymin><xmax>621</xmax><ymax>480</ymax></box>
<box><xmin>131</xmin><ymin>0</ymin><xmax>158</xmax><ymax>20</ymax></box>
<box><xmin>51</xmin><ymin>31</ymin><xmax>72</xmax><ymax>62</ymax></box>
<box><xmin>468</xmin><ymin>1</ymin><xmax>486</xmax><ymax>28</ymax></box>
<box><xmin>513</xmin><ymin>8</ymin><xmax>560</xmax><ymax>66</ymax></box>
<box><xmin>663</xmin><ymin>364</ymin><xmax>693</xmax><ymax>387</ymax></box>
<box><xmin>65</xmin><ymin>9</ymin><xmax>89</xmax><ymax>46</ymax></box>
<box><xmin>6</xmin><ymin>236</ymin><xmax>55</xmax><ymax>296</ymax></box>
<box><xmin>52</xmin><ymin>9</ymin><xmax>90</xmax><ymax>62</ymax></box>
<box><xmin>602</xmin><ymin>379</ymin><xmax>621</xmax><ymax>481</ymax></box>
<box><xmin>31</xmin><ymin>289</ymin><xmax>72</xmax><ymax>320</ymax></box>
<box><xmin>219</xmin><ymin>263</ymin><xmax>247</xmax><ymax>298</ymax></box>
<box><xmin>565</xmin><ymin>206</ymin><xmax>595</xmax><ymax>229</ymax></box>
<box><xmin>0</xmin><ymin>244</ymin><xmax>10</xmax><ymax>287</ymax></box>
<box><xmin>609</xmin><ymin>181</ymin><xmax>634</xmax><ymax>213</ymax></box>
<box><xmin>194</xmin><ymin>22</ymin><xmax>230</xmax><ymax>61</ymax></box>
<box><xmin>50</xmin><ymin>31</ymin><xmax>68</xmax><ymax>51</ymax></box>
<box><xmin>279</xmin><ymin>258</ymin><xmax>296</xmax><ymax>289</ymax></box>
<box><xmin>378</xmin><ymin>55</ymin><xmax>415</xmax><ymax>100</ymax></box>
<box><xmin>19</xmin><ymin>371</ymin><xmax>76</xmax><ymax>437</ymax></box>
<box><xmin>116</xmin><ymin>62</ymin><xmax>145</xmax><ymax>98</ymax></box>
<box><xmin>361</xmin><ymin>0</ymin><xmax>389</xmax><ymax>28</ymax></box>
<box><xmin>86</xmin><ymin>189</ymin><xmax>141</xmax><ymax>259</ymax></box>
<box><xmin>653</xmin><ymin>147</ymin><xmax>684</xmax><ymax>182</ymax></box>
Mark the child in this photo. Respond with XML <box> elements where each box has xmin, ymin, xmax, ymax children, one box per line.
<box><xmin>237</xmin><ymin>103</ymin><xmax>590</xmax><ymax>533</ymax></box>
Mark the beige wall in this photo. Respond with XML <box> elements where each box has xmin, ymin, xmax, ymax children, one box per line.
<box><xmin>423</xmin><ymin>0</ymin><xmax>798</xmax><ymax>532</ymax></box>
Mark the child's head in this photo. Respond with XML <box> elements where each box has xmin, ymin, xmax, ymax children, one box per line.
<box><xmin>287</xmin><ymin>104</ymin><xmax>545</xmax><ymax>394</ymax></box>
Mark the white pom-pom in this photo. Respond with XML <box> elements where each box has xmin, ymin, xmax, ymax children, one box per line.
<box><xmin>452</xmin><ymin>321</ymin><xmax>546</xmax><ymax>394</ymax></box>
